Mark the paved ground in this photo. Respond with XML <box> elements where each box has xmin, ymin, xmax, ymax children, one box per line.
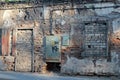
<box><xmin>0</xmin><ymin>71</ymin><xmax>119</xmax><ymax>80</ymax></box>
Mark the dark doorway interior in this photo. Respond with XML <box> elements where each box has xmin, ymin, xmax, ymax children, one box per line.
<box><xmin>46</xmin><ymin>62</ymin><xmax>61</xmax><ymax>72</ymax></box>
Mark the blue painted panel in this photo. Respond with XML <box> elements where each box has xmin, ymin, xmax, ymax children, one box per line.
<box><xmin>45</xmin><ymin>36</ymin><xmax>61</xmax><ymax>62</ymax></box>
<box><xmin>62</xmin><ymin>35</ymin><xmax>69</xmax><ymax>46</ymax></box>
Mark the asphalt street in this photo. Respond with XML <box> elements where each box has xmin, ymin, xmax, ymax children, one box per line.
<box><xmin>0</xmin><ymin>71</ymin><xmax>119</xmax><ymax>80</ymax></box>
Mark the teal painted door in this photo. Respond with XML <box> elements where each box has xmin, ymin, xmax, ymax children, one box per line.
<box><xmin>45</xmin><ymin>36</ymin><xmax>61</xmax><ymax>62</ymax></box>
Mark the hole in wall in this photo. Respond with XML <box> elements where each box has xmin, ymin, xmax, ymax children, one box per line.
<box><xmin>103</xmin><ymin>22</ymin><xmax>107</xmax><ymax>25</ymax></box>
<box><xmin>88</xmin><ymin>45</ymin><xmax>91</xmax><ymax>48</ymax></box>
<box><xmin>85</xmin><ymin>23</ymin><xmax>90</xmax><ymax>25</ymax></box>
<box><xmin>46</xmin><ymin>62</ymin><xmax>61</xmax><ymax>72</ymax></box>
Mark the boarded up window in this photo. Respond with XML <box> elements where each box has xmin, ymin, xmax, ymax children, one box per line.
<box><xmin>82</xmin><ymin>22</ymin><xmax>108</xmax><ymax>57</ymax></box>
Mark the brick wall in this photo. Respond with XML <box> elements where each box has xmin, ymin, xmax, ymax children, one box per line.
<box><xmin>0</xmin><ymin>2</ymin><xmax>120</xmax><ymax>75</ymax></box>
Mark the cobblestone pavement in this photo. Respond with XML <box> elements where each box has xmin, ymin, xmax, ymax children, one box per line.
<box><xmin>0</xmin><ymin>71</ymin><xmax>119</xmax><ymax>80</ymax></box>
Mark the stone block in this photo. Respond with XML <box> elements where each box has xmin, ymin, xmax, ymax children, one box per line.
<box><xmin>4</xmin><ymin>56</ymin><xmax>15</xmax><ymax>63</ymax></box>
<box><xmin>0</xmin><ymin>60</ymin><xmax>7</xmax><ymax>71</ymax></box>
<box><xmin>61</xmin><ymin>56</ymin><xmax>120</xmax><ymax>75</ymax></box>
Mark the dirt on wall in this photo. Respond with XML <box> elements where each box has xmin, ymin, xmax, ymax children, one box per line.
<box><xmin>0</xmin><ymin>2</ymin><xmax>120</xmax><ymax>75</ymax></box>
<box><xmin>0</xmin><ymin>6</ymin><xmax>46</xmax><ymax>72</ymax></box>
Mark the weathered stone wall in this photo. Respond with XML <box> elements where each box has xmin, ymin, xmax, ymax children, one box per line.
<box><xmin>0</xmin><ymin>2</ymin><xmax>120</xmax><ymax>75</ymax></box>
<box><xmin>61</xmin><ymin>52</ymin><xmax>120</xmax><ymax>75</ymax></box>
<box><xmin>42</xmin><ymin>2</ymin><xmax>120</xmax><ymax>75</ymax></box>
<box><xmin>0</xmin><ymin>56</ymin><xmax>14</xmax><ymax>71</ymax></box>
<box><xmin>0</xmin><ymin>7</ymin><xmax>46</xmax><ymax>72</ymax></box>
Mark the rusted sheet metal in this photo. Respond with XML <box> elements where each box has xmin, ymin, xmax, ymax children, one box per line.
<box><xmin>2</xmin><ymin>30</ymin><xmax>5</xmax><ymax>56</ymax></box>
<box><xmin>2</xmin><ymin>29</ymin><xmax>10</xmax><ymax>56</ymax></box>
<box><xmin>2</xmin><ymin>33</ymin><xmax>5</xmax><ymax>56</ymax></box>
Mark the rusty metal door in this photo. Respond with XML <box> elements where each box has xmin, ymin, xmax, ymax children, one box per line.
<box><xmin>15</xmin><ymin>29</ymin><xmax>33</xmax><ymax>71</ymax></box>
<box><xmin>44</xmin><ymin>36</ymin><xmax>61</xmax><ymax>62</ymax></box>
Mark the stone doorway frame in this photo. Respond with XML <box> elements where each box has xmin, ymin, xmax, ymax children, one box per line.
<box><xmin>14</xmin><ymin>28</ymin><xmax>34</xmax><ymax>72</ymax></box>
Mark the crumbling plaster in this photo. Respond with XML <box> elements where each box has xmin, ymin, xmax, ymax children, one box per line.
<box><xmin>0</xmin><ymin>2</ymin><xmax>120</xmax><ymax>75</ymax></box>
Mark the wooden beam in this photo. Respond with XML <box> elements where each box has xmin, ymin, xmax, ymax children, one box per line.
<box><xmin>12</xmin><ymin>29</ymin><xmax>16</xmax><ymax>56</ymax></box>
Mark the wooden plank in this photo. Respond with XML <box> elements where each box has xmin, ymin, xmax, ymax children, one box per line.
<box><xmin>1</xmin><ymin>29</ymin><xmax>5</xmax><ymax>56</ymax></box>
<box><xmin>12</xmin><ymin>29</ymin><xmax>16</xmax><ymax>56</ymax></box>
<box><xmin>17</xmin><ymin>28</ymin><xmax>33</xmax><ymax>30</ymax></box>
<box><xmin>6</xmin><ymin>29</ymin><xmax>10</xmax><ymax>56</ymax></box>
<box><xmin>2</xmin><ymin>29</ymin><xmax>8</xmax><ymax>56</ymax></box>
<box><xmin>31</xmin><ymin>28</ymin><xmax>34</xmax><ymax>72</ymax></box>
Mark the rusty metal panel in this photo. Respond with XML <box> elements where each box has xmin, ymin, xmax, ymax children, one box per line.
<box><xmin>2</xmin><ymin>29</ymin><xmax>10</xmax><ymax>56</ymax></box>
<box><xmin>44</xmin><ymin>36</ymin><xmax>61</xmax><ymax>62</ymax></box>
<box><xmin>2</xmin><ymin>29</ymin><xmax>5</xmax><ymax>56</ymax></box>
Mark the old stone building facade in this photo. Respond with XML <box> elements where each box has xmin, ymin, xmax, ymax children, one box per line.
<box><xmin>0</xmin><ymin>0</ymin><xmax>120</xmax><ymax>75</ymax></box>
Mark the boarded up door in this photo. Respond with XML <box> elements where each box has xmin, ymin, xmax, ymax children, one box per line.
<box><xmin>45</xmin><ymin>36</ymin><xmax>61</xmax><ymax>62</ymax></box>
<box><xmin>15</xmin><ymin>29</ymin><xmax>33</xmax><ymax>71</ymax></box>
